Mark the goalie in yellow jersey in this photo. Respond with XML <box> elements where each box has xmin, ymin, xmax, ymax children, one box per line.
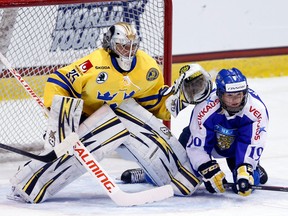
<box><xmin>9</xmin><ymin>22</ymin><xmax>212</xmax><ymax>203</ymax></box>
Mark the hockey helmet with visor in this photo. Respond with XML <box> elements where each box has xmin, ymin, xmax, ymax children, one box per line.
<box><xmin>102</xmin><ymin>22</ymin><xmax>140</xmax><ymax>71</ymax></box>
<box><xmin>215</xmin><ymin>68</ymin><xmax>248</xmax><ymax>115</ymax></box>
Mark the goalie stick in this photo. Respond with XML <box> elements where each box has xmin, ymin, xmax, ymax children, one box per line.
<box><xmin>2</xmin><ymin>142</ymin><xmax>287</xmax><ymax>194</ymax></box>
<box><xmin>224</xmin><ymin>183</ymin><xmax>288</xmax><ymax>192</ymax></box>
<box><xmin>67</xmin><ymin>132</ymin><xmax>174</xmax><ymax>206</ymax></box>
<box><xmin>0</xmin><ymin>143</ymin><xmax>57</xmax><ymax>162</ymax></box>
<box><xmin>0</xmin><ymin>52</ymin><xmax>174</xmax><ymax>206</ymax></box>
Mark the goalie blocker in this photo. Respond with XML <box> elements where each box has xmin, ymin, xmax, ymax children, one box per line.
<box><xmin>9</xmin><ymin>96</ymin><xmax>201</xmax><ymax>203</ymax></box>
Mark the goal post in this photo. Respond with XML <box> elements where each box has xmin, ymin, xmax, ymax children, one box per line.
<box><xmin>0</xmin><ymin>0</ymin><xmax>172</xmax><ymax>159</ymax></box>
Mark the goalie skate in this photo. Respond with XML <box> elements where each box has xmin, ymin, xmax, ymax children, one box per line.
<box><xmin>121</xmin><ymin>168</ymin><xmax>146</xmax><ymax>184</ymax></box>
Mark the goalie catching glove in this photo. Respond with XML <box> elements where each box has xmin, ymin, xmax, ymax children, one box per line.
<box><xmin>198</xmin><ymin>160</ymin><xmax>227</xmax><ymax>193</ymax></box>
<box><xmin>233</xmin><ymin>164</ymin><xmax>254</xmax><ymax>196</ymax></box>
<box><xmin>165</xmin><ymin>63</ymin><xmax>212</xmax><ymax>117</ymax></box>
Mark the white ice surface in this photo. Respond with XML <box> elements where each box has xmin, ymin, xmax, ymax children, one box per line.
<box><xmin>1</xmin><ymin>77</ymin><xmax>288</xmax><ymax>216</ymax></box>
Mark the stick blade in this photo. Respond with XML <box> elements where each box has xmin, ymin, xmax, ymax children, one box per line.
<box><xmin>111</xmin><ymin>184</ymin><xmax>174</xmax><ymax>206</ymax></box>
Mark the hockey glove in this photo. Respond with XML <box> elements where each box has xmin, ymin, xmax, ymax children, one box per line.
<box><xmin>165</xmin><ymin>63</ymin><xmax>212</xmax><ymax>117</ymax></box>
<box><xmin>198</xmin><ymin>160</ymin><xmax>227</xmax><ymax>193</ymax></box>
<box><xmin>234</xmin><ymin>164</ymin><xmax>254</xmax><ymax>196</ymax></box>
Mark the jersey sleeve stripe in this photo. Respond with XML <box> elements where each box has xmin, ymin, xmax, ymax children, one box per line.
<box><xmin>47</xmin><ymin>77</ymin><xmax>81</xmax><ymax>98</ymax></box>
<box><xmin>52</xmin><ymin>71</ymin><xmax>81</xmax><ymax>97</ymax></box>
<box><xmin>137</xmin><ymin>94</ymin><xmax>163</xmax><ymax>109</ymax></box>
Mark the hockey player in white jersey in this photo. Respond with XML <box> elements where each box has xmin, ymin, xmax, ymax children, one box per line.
<box><xmin>8</xmin><ymin>22</ymin><xmax>213</xmax><ymax>203</ymax></box>
<box><xmin>184</xmin><ymin>68</ymin><xmax>269</xmax><ymax>196</ymax></box>
<box><xmin>122</xmin><ymin>68</ymin><xmax>269</xmax><ymax>197</ymax></box>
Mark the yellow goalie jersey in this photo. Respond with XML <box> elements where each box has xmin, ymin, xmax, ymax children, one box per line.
<box><xmin>44</xmin><ymin>48</ymin><xmax>171</xmax><ymax>121</ymax></box>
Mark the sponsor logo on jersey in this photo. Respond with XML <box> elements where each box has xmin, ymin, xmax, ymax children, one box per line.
<box><xmin>146</xmin><ymin>68</ymin><xmax>159</xmax><ymax>81</ymax></box>
<box><xmin>95</xmin><ymin>66</ymin><xmax>110</xmax><ymax>70</ymax></box>
<box><xmin>96</xmin><ymin>72</ymin><xmax>108</xmax><ymax>84</ymax></box>
<box><xmin>249</xmin><ymin>106</ymin><xmax>266</xmax><ymax>140</ymax></box>
<box><xmin>78</xmin><ymin>60</ymin><xmax>93</xmax><ymax>73</ymax></box>
<box><xmin>197</xmin><ymin>98</ymin><xmax>220</xmax><ymax>128</ymax></box>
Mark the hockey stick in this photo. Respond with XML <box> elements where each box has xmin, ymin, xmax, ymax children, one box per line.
<box><xmin>0</xmin><ymin>142</ymin><xmax>57</xmax><ymax>162</ymax></box>
<box><xmin>0</xmin><ymin>52</ymin><xmax>174</xmax><ymax>206</ymax></box>
<box><xmin>67</xmin><ymin>132</ymin><xmax>173</xmax><ymax>206</ymax></box>
<box><xmin>0</xmin><ymin>52</ymin><xmax>55</xmax><ymax>162</ymax></box>
<box><xmin>224</xmin><ymin>183</ymin><xmax>288</xmax><ymax>192</ymax></box>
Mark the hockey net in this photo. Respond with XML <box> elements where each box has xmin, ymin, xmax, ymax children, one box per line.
<box><xmin>0</xmin><ymin>0</ymin><xmax>172</xmax><ymax>161</ymax></box>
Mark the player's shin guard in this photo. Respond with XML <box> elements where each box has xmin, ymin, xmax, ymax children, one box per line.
<box><xmin>9</xmin><ymin>104</ymin><xmax>129</xmax><ymax>203</ymax></box>
<box><xmin>115</xmin><ymin>99</ymin><xmax>201</xmax><ymax>196</ymax></box>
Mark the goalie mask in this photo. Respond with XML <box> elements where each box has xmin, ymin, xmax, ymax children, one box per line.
<box><xmin>181</xmin><ymin>64</ymin><xmax>213</xmax><ymax>104</ymax></box>
<box><xmin>215</xmin><ymin>68</ymin><xmax>248</xmax><ymax>115</ymax></box>
<box><xmin>103</xmin><ymin>22</ymin><xmax>140</xmax><ymax>71</ymax></box>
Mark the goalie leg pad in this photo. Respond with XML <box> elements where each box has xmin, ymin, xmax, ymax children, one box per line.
<box><xmin>9</xmin><ymin>104</ymin><xmax>129</xmax><ymax>203</ymax></box>
<box><xmin>9</xmin><ymin>155</ymin><xmax>85</xmax><ymax>203</ymax></box>
<box><xmin>44</xmin><ymin>95</ymin><xmax>83</xmax><ymax>151</ymax></box>
<box><xmin>115</xmin><ymin>99</ymin><xmax>201</xmax><ymax>196</ymax></box>
<box><xmin>77</xmin><ymin>104</ymin><xmax>130</xmax><ymax>161</ymax></box>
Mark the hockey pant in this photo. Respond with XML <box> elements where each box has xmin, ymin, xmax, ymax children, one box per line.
<box><xmin>9</xmin><ymin>97</ymin><xmax>200</xmax><ymax>203</ymax></box>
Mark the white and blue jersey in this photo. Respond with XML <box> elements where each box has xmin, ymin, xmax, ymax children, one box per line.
<box><xmin>186</xmin><ymin>88</ymin><xmax>269</xmax><ymax>173</ymax></box>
